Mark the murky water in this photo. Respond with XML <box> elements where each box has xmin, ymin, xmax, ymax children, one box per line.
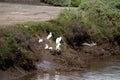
<box><xmin>17</xmin><ymin>56</ymin><xmax>120</xmax><ymax>80</ymax></box>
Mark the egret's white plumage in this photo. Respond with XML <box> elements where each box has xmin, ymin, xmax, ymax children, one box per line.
<box><xmin>91</xmin><ymin>43</ymin><xmax>97</xmax><ymax>46</ymax></box>
<box><xmin>54</xmin><ymin>74</ymin><xmax>59</xmax><ymax>80</ymax></box>
<box><xmin>47</xmin><ymin>32</ymin><xmax>52</xmax><ymax>40</ymax></box>
<box><xmin>24</xmin><ymin>25</ymin><xmax>29</xmax><ymax>28</ymax></box>
<box><xmin>56</xmin><ymin>43</ymin><xmax>61</xmax><ymax>50</ymax></box>
<box><xmin>82</xmin><ymin>43</ymin><xmax>97</xmax><ymax>47</ymax></box>
<box><xmin>38</xmin><ymin>38</ymin><xmax>43</xmax><ymax>43</ymax></box>
<box><xmin>49</xmin><ymin>47</ymin><xmax>53</xmax><ymax>50</ymax></box>
<box><xmin>45</xmin><ymin>44</ymin><xmax>49</xmax><ymax>49</ymax></box>
<box><xmin>82</xmin><ymin>43</ymin><xmax>90</xmax><ymax>46</ymax></box>
<box><xmin>56</xmin><ymin>37</ymin><xmax>62</xmax><ymax>44</ymax></box>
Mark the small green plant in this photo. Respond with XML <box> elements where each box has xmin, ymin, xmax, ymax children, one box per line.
<box><xmin>71</xmin><ymin>0</ymin><xmax>81</xmax><ymax>7</ymax></box>
<box><xmin>0</xmin><ymin>27</ymin><xmax>35</xmax><ymax>70</ymax></box>
<box><xmin>16</xmin><ymin>21</ymin><xmax>40</xmax><ymax>35</ymax></box>
<box><xmin>56</xmin><ymin>8</ymin><xmax>81</xmax><ymax>25</ymax></box>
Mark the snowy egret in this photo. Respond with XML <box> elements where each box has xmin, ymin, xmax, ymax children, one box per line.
<box><xmin>49</xmin><ymin>47</ymin><xmax>53</xmax><ymax>50</ymax></box>
<box><xmin>45</xmin><ymin>44</ymin><xmax>49</xmax><ymax>49</ymax></box>
<box><xmin>38</xmin><ymin>38</ymin><xmax>43</xmax><ymax>43</ymax></box>
<box><xmin>91</xmin><ymin>43</ymin><xmax>97</xmax><ymax>47</ymax></box>
<box><xmin>54</xmin><ymin>74</ymin><xmax>59</xmax><ymax>80</ymax></box>
<box><xmin>56</xmin><ymin>37</ymin><xmax>62</xmax><ymax>44</ymax></box>
<box><xmin>24</xmin><ymin>25</ymin><xmax>29</xmax><ymax>28</ymax></box>
<box><xmin>82</xmin><ymin>43</ymin><xmax>97</xmax><ymax>47</ymax></box>
<box><xmin>82</xmin><ymin>43</ymin><xmax>90</xmax><ymax>46</ymax></box>
<box><xmin>56</xmin><ymin>43</ymin><xmax>61</xmax><ymax>50</ymax></box>
<box><xmin>47</xmin><ymin>32</ymin><xmax>52</xmax><ymax>40</ymax></box>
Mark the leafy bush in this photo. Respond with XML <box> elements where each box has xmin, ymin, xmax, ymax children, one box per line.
<box><xmin>65</xmin><ymin>23</ymin><xmax>90</xmax><ymax>47</ymax></box>
<box><xmin>79</xmin><ymin>0</ymin><xmax>120</xmax><ymax>41</ymax></box>
<box><xmin>0</xmin><ymin>27</ymin><xmax>35</xmax><ymax>70</ymax></box>
<box><xmin>43</xmin><ymin>0</ymin><xmax>81</xmax><ymax>7</ymax></box>
<box><xmin>43</xmin><ymin>0</ymin><xmax>71</xmax><ymax>6</ymax></box>
<box><xmin>57</xmin><ymin>8</ymin><xmax>81</xmax><ymax>25</ymax></box>
<box><xmin>57</xmin><ymin>0</ymin><xmax>120</xmax><ymax>42</ymax></box>
<box><xmin>71</xmin><ymin>0</ymin><xmax>81</xmax><ymax>7</ymax></box>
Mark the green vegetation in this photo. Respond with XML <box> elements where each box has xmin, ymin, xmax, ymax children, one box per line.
<box><xmin>71</xmin><ymin>0</ymin><xmax>81</xmax><ymax>7</ymax></box>
<box><xmin>56</xmin><ymin>0</ymin><xmax>120</xmax><ymax>42</ymax></box>
<box><xmin>0</xmin><ymin>26</ymin><xmax>36</xmax><ymax>70</ymax></box>
<box><xmin>42</xmin><ymin>0</ymin><xmax>81</xmax><ymax>7</ymax></box>
<box><xmin>43</xmin><ymin>0</ymin><xmax>71</xmax><ymax>6</ymax></box>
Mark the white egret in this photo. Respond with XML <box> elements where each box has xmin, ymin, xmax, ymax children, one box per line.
<box><xmin>82</xmin><ymin>43</ymin><xmax>97</xmax><ymax>47</ymax></box>
<box><xmin>45</xmin><ymin>44</ymin><xmax>49</xmax><ymax>49</ymax></box>
<box><xmin>49</xmin><ymin>47</ymin><xmax>53</xmax><ymax>50</ymax></box>
<box><xmin>91</xmin><ymin>43</ymin><xmax>97</xmax><ymax>47</ymax></box>
<box><xmin>56</xmin><ymin>43</ymin><xmax>61</xmax><ymax>50</ymax></box>
<box><xmin>54</xmin><ymin>74</ymin><xmax>59</xmax><ymax>80</ymax></box>
<box><xmin>24</xmin><ymin>25</ymin><xmax>29</xmax><ymax>28</ymax></box>
<box><xmin>82</xmin><ymin>43</ymin><xmax>90</xmax><ymax>46</ymax></box>
<box><xmin>54</xmin><ymin>72</ymin><xmax>60</xmax><ymax>80</ymax></box>
<box><xmin>38</xmin><ymin>38</ymin><xmax>43</xmax><ymax>43</ymax></box>
<box><xmin>56</xmin><ymin>37</ymin><xmax>62</xmax><ymax>44</ymax></box>
<box><xmin>47</xmin><ymin>32</ymin><xmax>52</xmax><ymax>40</ymax></box>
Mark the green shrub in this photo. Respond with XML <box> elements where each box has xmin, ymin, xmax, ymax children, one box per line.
<box><xmin>71</xmin><ymin>0</ymin><xmax>81</xmax><ymax>7</ymax></box>
<box><xmin>57</xmin><ymin>0</ymin><xmax>120</xmax><ymax>42</ymax></box>
<box><xmin>56</xmin><ymin>8</ymin><xmax>81</xmax><ymax>25</ymax></box>
<box><xmin>79</xmin><ymin>0</ymin><xmax>120</xmax><ymax>41</ymax></box>
<box><xmin>0</xmin><ymin>27</ymin><xmax>35</xmax><ymax>70</ymax></box>
<box><xmin>44</xmin><ymin>0</ymin><xmax>71</xmax><ymax>6</ymax></box>
<box><xmin>43</xmin><ymin>0</ymin><xmax>81</xmax><ymax>7</ymax></box>
<box><xmin>16</xmin><ymin>21</ymin><xmax>40</xmax><ymax>35</ymax></box>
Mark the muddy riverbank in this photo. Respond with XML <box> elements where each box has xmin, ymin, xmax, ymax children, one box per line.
<box><xmin>17</xmin><ymin>56</ymin><xmax>120</xmax><ymax>80</ymax></box>
<box><xmin>0</xmin><ymin>21</ymin><xmax>120</xmax><ymax>80</ymax></box>
<box><xmin>1</xmin><ymin>33</ymin><xmax>120</xmax><ymax>80</ymax></box>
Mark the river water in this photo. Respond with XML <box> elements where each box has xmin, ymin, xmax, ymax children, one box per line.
<box><xmin>17</xmin><ymin>56</ymin><xmax>120</xmax><ymax>80</ymax></box>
